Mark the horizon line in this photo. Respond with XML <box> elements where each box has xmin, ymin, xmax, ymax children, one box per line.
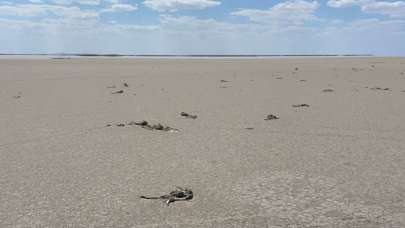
<box><xmin>0</xmin><ymin>53</ymin><xmax>374</xmax><ymax>57</ymax></box>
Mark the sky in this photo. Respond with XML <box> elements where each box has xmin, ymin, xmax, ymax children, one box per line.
<box><xmin>0</xmin><ymin>0</ymin><xmax>404</xmax><ymax>55</ymax></box>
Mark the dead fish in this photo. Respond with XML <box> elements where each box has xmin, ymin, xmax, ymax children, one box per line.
<box><xmin>292</xmin><ymin>104</ymin><xmax>310</xmax><ymax>108</ymax></box>
<box><xmin>112</xmin><ymin>90</ymin><xmax>124</xmax><ymax>94</ymax></box>
<box><xmin>265</xmin><ymin>114</ymin><xmax>279</xmax><ymax>120</ymax></box>
<box><xmin>133</xmin><ymin>120</ymin><xmax>149</xmax><ymax>126</ymax></box>
<box><xmin>180</xmin><ymin>112</ymin><xmax>198</xmax><ymax>119</ymax></box>
<box><xmin>131</xmin><ymin>120</ymin><xmax>178</xmax><ymax>132</ymax></box>
<box><xmin>140</xmin><ymin>186</ymin><xmax>193</xmax><ymax>206</ymax></box>
<box><xmin>371</xmin><ymin>87</ymin><xmax>390</xmax><ymax>91</ymax></box>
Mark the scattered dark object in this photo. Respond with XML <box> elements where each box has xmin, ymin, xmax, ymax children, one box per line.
<box><xmin>152</xmin><ymin>123</ymin><xmax>164</xmax><ymax>130</ymax></box>
<box><xmin>112</xmin><ymin>90</ymin><xmax>124</xmax><ymax>94</ymax></box>
<box><xmin>401</xmin><ymin>90</ymin><xmax>405</xmax><ymax>92</ymax></box>
<box><xmin>370</xmin><ymin>87</ymin><xmax>390</xmax><ymax>91</ymax></box>
<box><xmin>220</xmin><ymin>80</ymin><xmax>229</xmax><ymax>83</ymax></box>
<box><xmin>295</xmin><ymin>67</ymin><xmax>299</xmax><ymax>71</ymax></box>
<box><xmin>107</xmin><ymin>85</ymin><xmax>116</xmax><ymax>89</ymax></box>
<box><xmin>300</xmin><ymin>79</ymin><xmax>307</xmax><ymax>82</ymax></box>
<box><xmin>131</xmin><ymin>120</ymin><xmax>178</xmax><ymax>132</ymax></box>
<box><xmin>400</xmin><ymin>72</ymin><xmax>404</xmax><ymax>75</ymax></box>
<box><xmin>265</xmin><ymin>114</ymin><xmax>279</xmax><ymax>120</ymax></box>
<box><xmin>292</xmin><ymin>104</ymin><xmax>310</xmax><ymax>108</ymax></box>
<box><xmin>180</xmin><ymin>112</ymin><xmax>198</xmax><ymax>119</ymax></box>
<box><xmin>108</xmin><ymin>120</ymin><xmax>178</xmax><ymax>132</ymax></box>
<box><xmin>127</xmin><ymin>121</ymin><xmax>139</xmax><ymax>126</ymax></box>
<box><xmin>124</xmin><ymin>83</ymin><xmax>129</xmax><ymax>87</ymax></box>
<box><xmin>128</xmin><ymin>120</ymin><xmax>149</xmax><ymax>127</ymax></box>
<box><xmin>322</xmin><ymin>89</ymin><xmax>335</xmax><ymax>92</ymax></box>
<box><xmin>13</xmin><ymin>92</ymin><xmax>22</xmax><ymax>99</ymax></box>
<box><xmin>140</xmin><ymin>186</ymin><xmax>193</xmax><ymax>206</ymax></box>
<box><xmin>245</xmin><ymin>127</ymin><xmax>254</xmax><ymax>130</ymax></box>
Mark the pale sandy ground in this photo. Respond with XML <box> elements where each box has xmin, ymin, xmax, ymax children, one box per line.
<box><xmin>1</xmin><ymin>57</ymin><xmax>405</xmax><ymax>227</ymax></box>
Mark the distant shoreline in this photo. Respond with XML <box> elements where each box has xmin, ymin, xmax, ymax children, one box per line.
<box><xmin>0</xmin><ymin>53</ymin><xmax>374</xmax><ymax>59</ymax></box>
<box><xmin>0</xmin><ymin>54</ymin><xmax>372</xmax><ymax>57</ymax></box>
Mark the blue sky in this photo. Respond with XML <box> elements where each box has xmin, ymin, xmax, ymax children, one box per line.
<box><xmin>0</xmin><ymin>0</ymin><xmax>404</xmax><ymax>55</ymax></box>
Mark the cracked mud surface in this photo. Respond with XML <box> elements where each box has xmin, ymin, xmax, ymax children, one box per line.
<box><xmin>234</xmin><ymin>171</ymin><xmax>404</xmax><ymax>227</ymax></box>
<box><xmin>1</xmin><ymin>57</ymin><xmax>404</xmax><ymax>227</ymax></box>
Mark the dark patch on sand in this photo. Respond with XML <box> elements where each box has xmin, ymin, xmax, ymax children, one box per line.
<box><xmin>129</xmin><ymin>121</ymin><xmax>178</xmax><ymax>132</ymax></box>
<box><xmin>292</xmin><ymin>104</ymin><xmax>310</xmax><ymax>108</ymax></box>
<box><xmin>112</xmin><ymin>90</ymin><xmax>124</xmax><ymax>94</ymax></box>
<box><xmin>140</xmin><ymin>187</ymin><xmax>193</xmax><ymax>206</ymax></box>
<box><xmin>181</xmin><ymin>112</ymin><xmax>198</xmax><ymax>119</ymax></box>
<box><xmin>265</xmin><ymin>114</ymin><xmax>279</xmax><ymax>120</ymax></box>
<box><xmin>370</xmin><ymin>87</ymin><xmax>390</xmax><ymax>91</ymax></box>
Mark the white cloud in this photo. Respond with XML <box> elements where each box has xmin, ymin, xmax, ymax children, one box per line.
<box><xmin>29</xmin><ymin>0</ymin><xmax>44</xmax><ymax>3</ymax></box>
<box><xmin>0</xmin><ymin>4</ymin><xmax>98</xmax><ymax>19</ymax></box>
<box><xmin>143</xmin><ymin>0</ymin><xmax>220</xmax><ymax>12</ymax></box>
<box><xmin>327</xmin><ymin>0</ymin><xmax>370</xmax><ymax>8</ymax></box>
<box><xmin>0</xmin><ymin>4</ymin><xmax>49</xmax><ymax>17</ymax></box>
<box><xmin>102</xmin><ymin>3</ymin><xmax>137</xmax><ymax>13</ymax></box>
<box><xmin>231</xmin><ymin>0</ymin><xmax>320</xmax><ymax>25</ymax></box>
<box><xmin>319</xmin><ymin>18</ymin><xmax>405</xmax><ymax>55</ymax></box>
<box><xmin>327</xmin><ymin>0</ymin><xmax>405</xmax><ymax>18</ymax></box>
<box><xmin>0</xmin><ymin>1</ymin><xmax>404</xmax><ymax>55</ymax></box>
<box><xmin>160</xmin><ymin>15</ymin><xmax>229</xmax><ymax>30</ymax></box>
<box><xmin>1</xmin><ymin>14</ymin><xmax>404</xmax><ymax>55</ymax></box>
<box><xmin>362</xmin><ymin>1</ymin><xmax>405</xmax><ymax>18</ymax></box>
<box><xmin>52</xmin><ymin>0</ymin><xmax>101</xmax><ymax>5</ymax></box>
